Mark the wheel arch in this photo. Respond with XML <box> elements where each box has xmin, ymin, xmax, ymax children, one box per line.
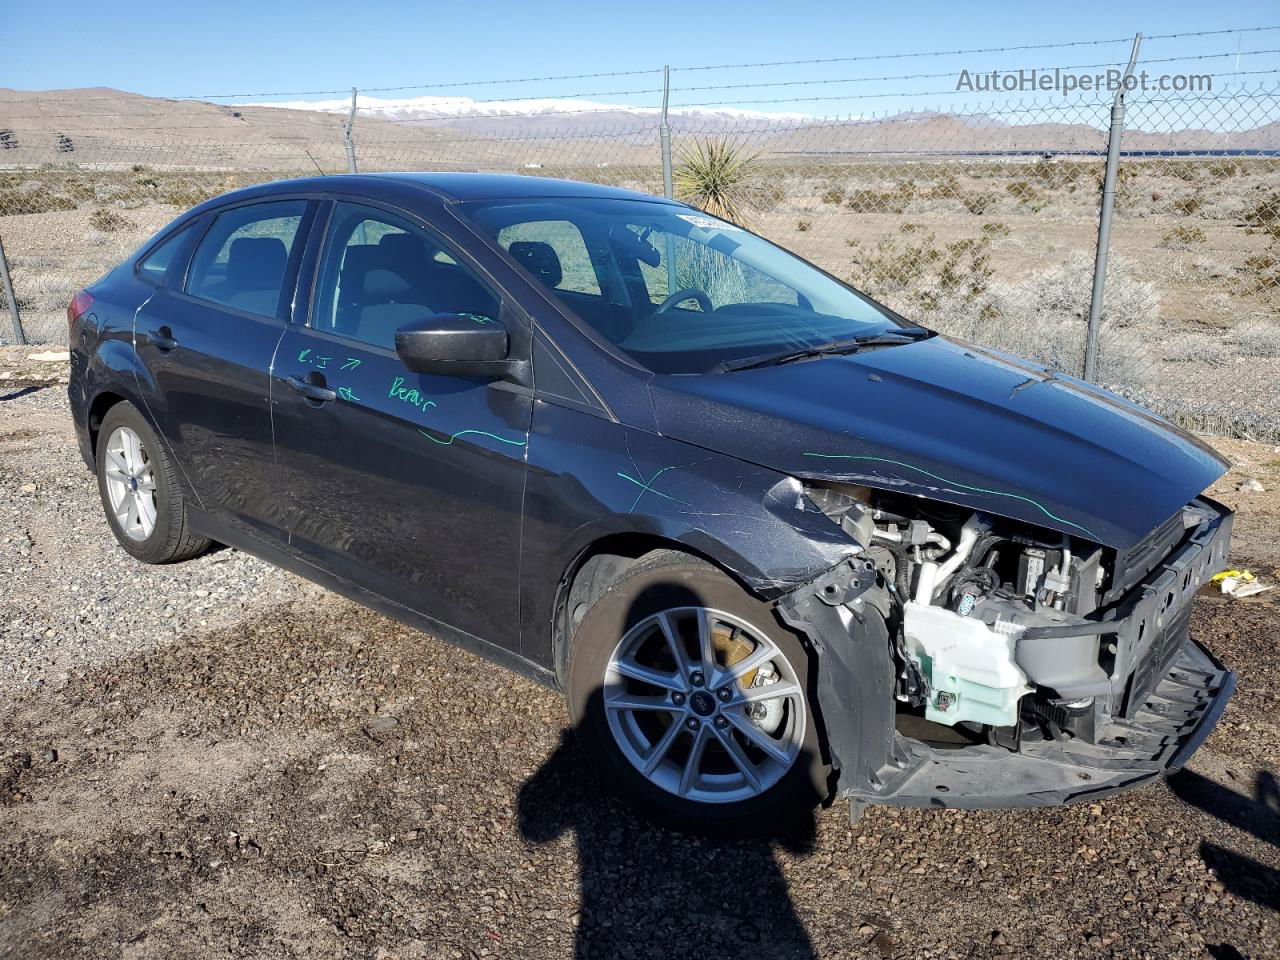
<box><xmin>550</xmin><ymin>531</ymin><xmax>772</xmax><ymax>689</ymax></box>
<box><xmin>86</xmin><ymin>390</ymin><xmax>129</xmax><ymax>465</ymax></box>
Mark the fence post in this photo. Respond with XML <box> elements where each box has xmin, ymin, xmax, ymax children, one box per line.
<box><xmin>344</xmin><ymin>87</ymin><xmax>359</xmax><ymax>174</ymax></box>
<box><xmin>0</xmin><ymin>231</ymin><xmax>24</xmax><ymax>346</ymax></box>
<box><xmin>659</xmin><ymin>65</ymin><xmax>678</xmax><ymax>296</ymax></box>
<box><xmin>1084</xmin><ymin>32</ymin><xmax>1142</xmax><ymax>382</ymax></box>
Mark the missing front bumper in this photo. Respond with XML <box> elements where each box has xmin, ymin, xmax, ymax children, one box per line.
<box><xmin>776</xmin><ymin>503</ymin><xmax>1235</xmax><ymax>813</ymax></box>
<box><xmin>850</xmin><ymin>636</ymin><xmax>1233</xmax><ymax>810</ymax></box>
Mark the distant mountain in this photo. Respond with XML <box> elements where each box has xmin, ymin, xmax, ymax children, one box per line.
<box><xmin>0</xmin><ymin>88</ymin><xmax>1274</xmax><ymax>168</ymax></box>
<box><xmin>251</xmin><ymin>93</ymin><xmax>815</xmax><ymax>136</ymax></box>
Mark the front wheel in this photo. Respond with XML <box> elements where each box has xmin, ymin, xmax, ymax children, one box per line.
<box><xmin>95</xmin><ymin>401</ymin><xmax>210</xmax><ymax>564</ymax></box>
<box><xmin>567</xmin><ymin>551</ymin><xmax>828</xmax><ymax>833</ymax></box>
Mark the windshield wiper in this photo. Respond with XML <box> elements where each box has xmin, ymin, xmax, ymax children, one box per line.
<box><xmin>714</xmin><ymin>327</ymin><xmax>931</xmax><ymax>372</ymax></box>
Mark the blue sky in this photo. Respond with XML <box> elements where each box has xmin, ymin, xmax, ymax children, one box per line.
<box><xmin>6</xmin><ymin>0</ymin><xmax>1280</xmax><ymax>115</ymax></box>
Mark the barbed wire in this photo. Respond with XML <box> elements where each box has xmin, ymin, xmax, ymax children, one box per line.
<box><xmin>4</xmin><ymin>26</ymin><xmax>1278</xmax><ymax>106</ymax></box>
<box><xmin>8</xmin><ymin>51</ymin><xmax>1280</xmax><ymax>126</ymax></box>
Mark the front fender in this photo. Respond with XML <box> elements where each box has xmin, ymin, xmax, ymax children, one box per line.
<box><xmin>519</xmin><ymin>403</ymin><xmax>862</xmax><ymax>667</ymax></box>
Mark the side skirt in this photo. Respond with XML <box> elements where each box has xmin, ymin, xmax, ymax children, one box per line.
<box><xmin>188</xmin><ymin>508</ymin><xmax>558</xmax><ymax>691</ymax></box>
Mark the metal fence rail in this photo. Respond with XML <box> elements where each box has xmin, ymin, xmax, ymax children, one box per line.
<box><xmin>1</xmin><ymin>72</ymin><xmax>1277</xmax><ymax>439</ymax></box>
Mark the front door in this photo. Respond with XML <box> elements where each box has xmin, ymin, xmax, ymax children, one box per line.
<box><xmin>270</xmin><ymin>200</ymin><xmax>531</xmax><ymax>649</ymax></box>
<box><xmin>134</xmin><ymin>198</ymin><xmax>315</xmax><ymax>540</ymax></box>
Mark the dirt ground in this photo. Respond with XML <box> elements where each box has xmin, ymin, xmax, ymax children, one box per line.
<box><xmin>1</xmin><ymin>375</ymin><xmax>1279</xmax><ymax>959</ymax></box>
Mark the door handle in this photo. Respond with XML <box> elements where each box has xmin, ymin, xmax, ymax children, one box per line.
<box><xmin>150</xmin><ymin>327</ymin><xmax>178</xmax><ymax>351</ymax></box>
<box><xmin>286</xmin><ymin>375</ymin><xmax>337</xmax><ymax>403</ymax></box>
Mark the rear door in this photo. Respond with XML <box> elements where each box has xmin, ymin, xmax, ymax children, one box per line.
<box><xmin>134</xmin><ymin>197</ymin><xmax>316</xmax><ymax>540</ymax></box>
<box><xmin>270</xmin><ymin>199</ymin><xmax>531</xmax><ymax>649</ymax></box>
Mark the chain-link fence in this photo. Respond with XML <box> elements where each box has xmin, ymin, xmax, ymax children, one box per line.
<box><xmin>1</xmin><ymin>82</ymin><xmax>1277</xmax><ymax>438</ymax></box>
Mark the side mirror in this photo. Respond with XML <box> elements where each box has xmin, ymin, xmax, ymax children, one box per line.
<box><xmin>394</xmin><ymin>312</ymin><xmax>525</xmax><ymax>381</ymax></box>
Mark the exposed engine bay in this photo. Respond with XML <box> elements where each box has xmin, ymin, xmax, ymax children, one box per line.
<box><xmin>800</xmin><ymin>482</ymin><xmax>1228</xmax><ymax>756</ymax></box>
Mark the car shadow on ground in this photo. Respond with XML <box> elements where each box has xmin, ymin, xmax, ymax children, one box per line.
<box><xmin>1168</xmin><ymin>768</ymin><xmax>1279</xmax><ymax>953</ymax></box>
<box><xmin>0</xmin><ymin>384</ymin><xmax>48</xmax><ymax>403</ymax></box>
<box><xmin>517</xmin><ymin>729</ymin><xmax>819</xmax><ymax>960</ymax></box>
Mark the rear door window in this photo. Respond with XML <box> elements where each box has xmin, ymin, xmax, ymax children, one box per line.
<box><xmin>185</xmin><ymin>200</ymin><xmax>307</xmax><ymax>317</ymax></box>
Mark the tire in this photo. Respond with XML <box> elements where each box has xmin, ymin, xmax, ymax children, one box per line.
<box><xmin>567</xmin><ymin>550</ymin><xmax>829</xmax><ymax>834</ymax></box>
<box><xmin>95</xmin><ymin>401</ymin><xmax>210</xmax><ymax>564</ymax></box>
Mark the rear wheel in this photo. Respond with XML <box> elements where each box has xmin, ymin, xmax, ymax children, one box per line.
<box><xmin>567</xmin><ymin>550</ymin><xmax>828</xmax><ymax>833</ymax></box>
<box><xmin>95</xmin><ymin>402</ymin><xmax>210</xmax><ymax>564</ymax></box>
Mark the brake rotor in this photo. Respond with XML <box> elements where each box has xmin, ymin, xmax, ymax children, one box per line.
<box><xmin>712</xmin><ymin>624</ymin><xmax>758</xmax><ymax>687</ymax></box>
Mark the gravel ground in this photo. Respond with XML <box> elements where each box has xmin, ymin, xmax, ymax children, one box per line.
<box><xmin>1</xmin><ymin>377</ymin><xmax>1278</xmax><ymax>960</ymax></box>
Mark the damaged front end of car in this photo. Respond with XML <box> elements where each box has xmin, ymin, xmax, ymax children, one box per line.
<box><xmin>775</xmin><ymin>482</ymin><xmax>1235</xmax><ymax>818</ymax></box>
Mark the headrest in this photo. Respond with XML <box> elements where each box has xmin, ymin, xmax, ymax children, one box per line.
<box><xmin>379</xmin><ymin>231</ymin><xmax>431</xmax><ymax>271</ymax></box>
<box><xmin>508</xmin><ymin>240</ymin><xmax>562</xmax><ymax>289</ymax></box>
<box><xmin>226</xmin><ymin>237</ymin><xmax>287</xmax><ymax>290</ymax></box>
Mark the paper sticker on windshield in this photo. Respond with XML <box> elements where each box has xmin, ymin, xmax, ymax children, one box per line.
<box><xmin>677</xmin><ymin>213</ymin><xmax>742</xmax><ymax>232</ymax></box>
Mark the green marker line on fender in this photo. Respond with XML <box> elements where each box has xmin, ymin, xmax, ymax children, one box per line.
<box><xmin>617</xmin><ymin>466</ymin><xmax>690</xmax><ymax>512</ymax></box>
<box><xmin>418</xmin><ymin>428</ymin><xmax>526</xmax><ymax>447</ymax></box>
<box><xmin>801</xmin><ymin>452</ymin><xmax>1098</xmax><ymax>539</ymax></box>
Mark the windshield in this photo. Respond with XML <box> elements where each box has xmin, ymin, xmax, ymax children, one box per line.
<box><xmin>459</xmin><ymin>196</ymin><xmax>909</xmax><ymax>374</ymax></box>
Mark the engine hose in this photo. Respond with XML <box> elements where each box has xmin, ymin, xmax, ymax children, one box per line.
<box><xmin>885</xmin><ymin>539</ymin><xmax>912</xmax><ymax>601</ymax></box>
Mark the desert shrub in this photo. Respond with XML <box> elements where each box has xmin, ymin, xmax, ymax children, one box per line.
<box><xmin>981</xmin><ymin>221</ymin><xmax>1011</xmax><ymax>237</ymax></box>
<box><xmin>916</xmin><ymin>255</ymin><xmax>1160</xmax><ymax>392</ymax></box>
<box><xmin>820</xmin><ymin>186</ymin><xmax>844</xmax><ymax>205</ymax></box>
<box><xmin>673</xmin><ymin>137</ymin><xmax>763</xmax><ymax>226</ymax></box>
<box><xmin>1241</xmin><ymin>245</ymin><xmax>1280</xmax><ymax>295</ymax></box>
<box><xmin>1229</xmin><ymin>321</ymin><xmax>1280</xmax><ymax>358</ymax></box>
<box><xmin>1031</xmin><ymin>160</ymin><xmax>1057</xmax><ymax>181</ymax></box>
<box><xmin>899</xmin><ymin>222</ymin><xmax>922</xmax><ymax>234</ymax></box>
<box><xmin>844</xmin><ymin>189</ymin><xmax>892</xmax><ymax>213</ymax></box>
<box><xmin>13</xmin><ymin>271</ymin><xmax>75</xmax><ymax>312</ymax></box>
<box><xmin>796</xmin><ymin>219</ymin><xmax>811</xmax><ymax>232</ymax></box>
<box><xmin>155</xmin><ymin>185</ymin><xmax>220</xmax><ymax>208</ymax></box>
<box><xmin>1243</xmin><ymin>191</ymin><xmax>1280</xmax><ymax>240</ymax></box>
<box><xmin>962</xmin><ymin>192</ymin><xmax>997</xmax><ymax>215</ymax></box>
<box><xmin>88</xmin><ymin>208</ymin><xmax>132</xmax><ymax>232</ymax></box>
<box><xmin>843</xmin><ymin>180</ymin><xmax>917</xmax><ymax>215</ymax></box>
<box><xmin>849</xmin><ymin>233</ymin><xmax>993</xmax><ymax>314</ymax></box>
<box><xmin>926</xmin><ymin>174</ymin><xmax>961</xmax><ymax>200</ymax></box>
<box><xmin>1005</xmin><ymin>180</ymin><xmax>1038</xmax><ymax>206</ymax></box>
<box><xmin>1172</xmin><ymin>194</ymin><xmax>1203</xmax><ymax>217</ymax></box>
<box><xmin>1159</xmin><ymin>225</ymin><xmax>1207</xmax><ymax>249</ymax></box>
<box><xmin>1162</xmin><ymin>333</ymin><xmax>1231</xmax><ymax>366</ymax></box>
<box><xmin>0</xmin><ymin>187</ymin><xmax>76</xmax><ymax>215</ymax></box>
<box><xmin>1206</xmin><ymin>159</ymin><xmax>1241</xmax><ymax>179</ymax></box>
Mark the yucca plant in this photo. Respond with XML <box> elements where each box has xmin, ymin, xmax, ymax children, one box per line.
<box><xmin>673</xmin><ymin>137</ymin><xmax>763</xmax><ymax>226</ymax></box>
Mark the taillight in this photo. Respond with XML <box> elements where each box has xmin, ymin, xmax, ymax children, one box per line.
<box><xmin>67</xmin><ymin>289</ymin><xmax>94</xmax><ymax>340</ymax></box>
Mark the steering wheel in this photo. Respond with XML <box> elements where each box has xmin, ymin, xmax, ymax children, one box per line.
<box><xmin>654</xmin><ymin>288</ymin><xmax>713</xmax><ymax>314</ymax></box>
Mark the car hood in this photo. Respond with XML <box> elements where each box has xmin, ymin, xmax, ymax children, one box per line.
<box><xmin>647</xmin><ymin>336</ymin><xmax>1227</xmax><ymax>549</ymax></box>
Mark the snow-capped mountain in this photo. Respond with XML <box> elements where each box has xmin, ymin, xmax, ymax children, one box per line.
<box><xmin>248</xmin><ymin>94</ymin><xmax>816</xmax><ymax>134</ymax></box>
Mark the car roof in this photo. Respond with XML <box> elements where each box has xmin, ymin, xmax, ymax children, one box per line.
<box><xmin>379</xmin><ymin>172</ymin><xmax>680</xmax><ymax>203</ymax></box>
<box><xmin>205</xmin><ymin>172</ymin><xmax>682</xmax><ymax>207</ymax></box>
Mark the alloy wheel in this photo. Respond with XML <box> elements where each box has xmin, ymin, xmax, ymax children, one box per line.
<box><xmin>602</xmin><ymin>606</ymin><xmax>806</xmax><ymax>804</ymax></box>
<box><xmin>102</xmin><ymin>425</ymin><xmax>158</xmax><ymax>541</ymax></box>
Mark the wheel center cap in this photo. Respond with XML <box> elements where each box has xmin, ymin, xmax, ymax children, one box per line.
<box><xmin>128</xmin><ymin>476</ymin><xmax>139</xmax><ymax>492</ymax></box>
<box><xmin>689</xmin><ymin>691</ymin><xmax>716</xmax><ymax>717</ymax></box>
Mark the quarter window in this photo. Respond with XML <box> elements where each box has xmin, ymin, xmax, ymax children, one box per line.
<box><xmin>312</xmin><ymin>203</ymin><xmax>501</xmax><ymax>351</ymax></box>
<box><xmin>137</xmin><ymin>224</ymin><xmax>194</xmax><ymax>285</ymax></box>
<box><xmin>185</xmin><ymin>200</ymin><xmax>307</xmax><ymax>317</ymax></box>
